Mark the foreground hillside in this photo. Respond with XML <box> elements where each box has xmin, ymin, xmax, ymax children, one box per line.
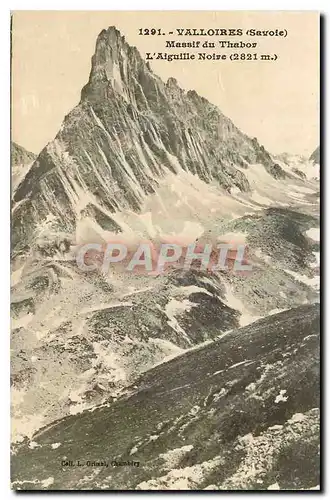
<box><xmin>12</xmin><ymin>304</ymin><xmax>320</xmax><ymax>490</ymax></box>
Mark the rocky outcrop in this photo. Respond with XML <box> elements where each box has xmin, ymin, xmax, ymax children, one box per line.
<box><xmin>266</xmin><ymin>162</ymin><xmax>287</xmax><ymax>180</ymax></box>
<box><xmin>292</xmin><ymin>167</ymin><xmax>306</xmax><ymax>179</ymax></box>
<box><xmin>310</xmin><ymin>147</ymin><xmax>320</xmax><ymax>164</ymax></box>
<box><xmin>11</xmin><ymin>142</ymin><xmax>36</xmax><ymax>166</ymax></box>
<box><xmin>12</xmin><ymin>143</ymin><xmax>37</xmax><ymax>193</ymax></box>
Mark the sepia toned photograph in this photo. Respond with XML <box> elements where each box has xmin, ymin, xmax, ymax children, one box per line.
<box><xmin>10</xmin><ymin>10</ymin><xmax>320</xmax><ymax>491</ymax></box>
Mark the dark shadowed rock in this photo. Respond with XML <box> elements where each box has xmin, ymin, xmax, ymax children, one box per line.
<box><xmin>309</xmin><ymin>147</ymin><xmax>320</xmax><ymax>164</ymax></box>
<box><xmin>11</xmin><ymin>142</ymin><xmax>36</xmax><ymax>166</ymax></box>
<box><xmin>292</xmin><ymin>167</ymin><xmax>307</xmax><ymax>179</ymax></box>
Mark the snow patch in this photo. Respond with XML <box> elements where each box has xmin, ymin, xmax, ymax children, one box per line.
<box><xmin>28</xmin><ymin>441</ymin><xmax>41</xmax><ymax>450</ymax></box>
<box><xmin>274</xmin><ymin>389</ymin><xmax>288</xmax><ymax>404</ymax></box>
<box><xmin>268</xmin><ymin>482</ymin><xmax>280</xmax><ymax>490</ymax></box>
<box><xmin>41</xmin><ymin>477</ymin><xmax>54</xmax><ymax>488</ymax></box>
<box><xmin>285</xmin><ymin>269</ymin><xmax>319</xmax><ymax>290</ymax></box>
<box><xmin>223</xmin><ymin>282</ymin><xmax>261</xmax><ymax>327</ymax></box>
<box><xmin>306</xmin><ymin>228</ymin><xmax>320</xmax><ymax>242</ymax></box>
<box><xmin>159</xmin><ymin>444</ymin><xmax>194</xmax><ymax>470</ymax></box>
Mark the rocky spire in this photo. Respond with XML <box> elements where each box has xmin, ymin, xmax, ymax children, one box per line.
<box><xmin>81</xmin><ymin>26</ymin><xmax>143</xmax><ymax>102</ymax></box>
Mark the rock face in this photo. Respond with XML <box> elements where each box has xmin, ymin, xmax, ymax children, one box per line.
<box><xmin>11</xmin><ymin>142</ymin><xmax>36</xmax><ymax>166</ymax></box>
<box><xmin>12</xmin><ymin>26</ymin><xmax>276</xmax><ymax>255</ymax></box>
<box><xmin>11</xmin><ymin>142</ymin><xmax>37</xmax><ymax>193</ymax></box>
<box><xmin>11</xmin><ymin>305</ymin><xmax>320</xmax><ymax>490</ymax></box>
<box><xmin>310</xmin><ymin>146</ymin><xmax>320</xmax><ymax>164</ymax></box>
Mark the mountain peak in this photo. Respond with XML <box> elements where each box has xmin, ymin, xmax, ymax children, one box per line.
<box><xmin>81</xmin><ymin>25</ymin><xmax>143</xmax><ymax>102</ymax></box>
<box><xmin>309</xmin><ymin>146</ymin><xmax>320</xmax><ymax>164</ymax></box>
<box><xmin>96</xmin><ymin>25</ymin><xmax>127</xmax><ymax>55</ymax></box>
<box><xmin>13</xmin><ymin>25</ymin><xmax>276</xmax><ymax>253</ymax></box>
<box><xmin>11</xmin><ymin>141</ymin><xmax>36</xmax><ymax>166</ymax></box>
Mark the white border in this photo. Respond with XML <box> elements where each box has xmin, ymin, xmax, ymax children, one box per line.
<box><xmin>1</xmin><ymin>1</ymin><xmax>327</xmax><ymax>498</ymax></box>
<box><xmin>4</xmin><ymin>1</ymin><xmax>330</xmax><ymax>10</ymax></box>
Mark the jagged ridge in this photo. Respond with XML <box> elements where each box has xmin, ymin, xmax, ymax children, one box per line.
<box><xmin>309</xmin><ymin>146</ymin><xmax>320</xmax><ymax>164</ymax></box>
<box><xmin>12</xmin><ymin>26</ymin><xmax>276</xmax><ymax>254</ymax></box>
<box><xmin>11</xmin><ymin>142</ymin><xmax>36</xmax><ymax>166</ymax></box>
